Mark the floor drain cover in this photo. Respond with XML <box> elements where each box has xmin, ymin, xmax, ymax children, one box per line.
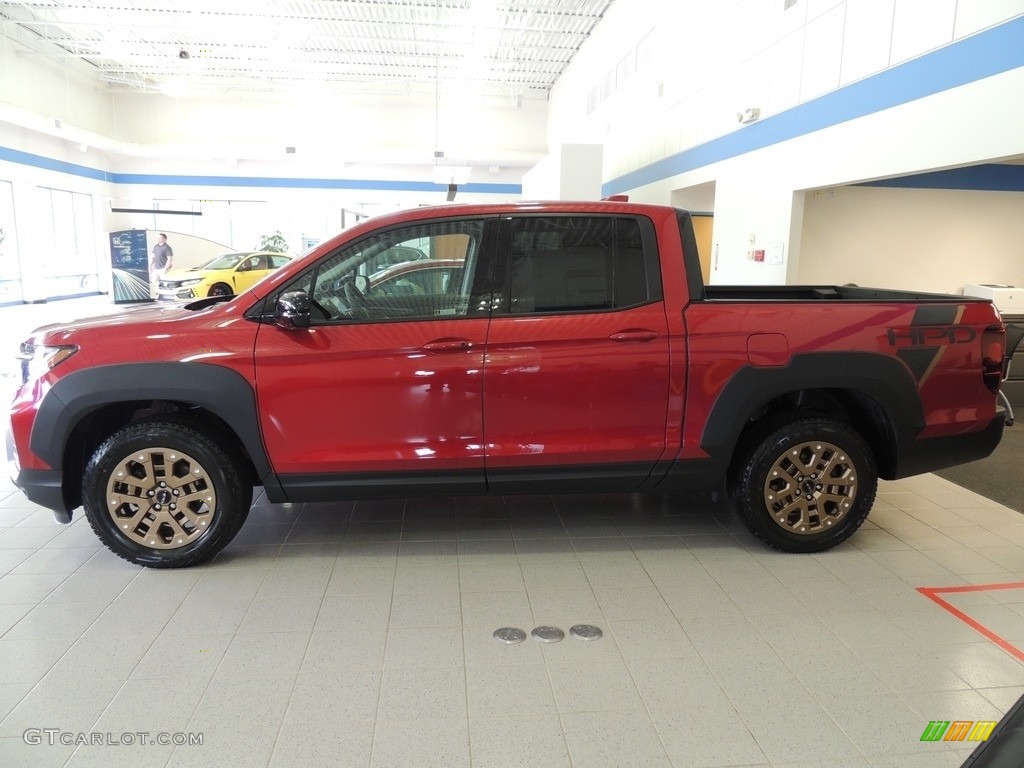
<box><xmin>570</xmin><ymin>624</ymin><xmax>603</xmax><ymax>641</ymax></box>
<box><xmin>493</xmin><ymin>627</ymin><xmax>527</xmax><ymax>644</ymax></box>
<box><xmin>531</xmin><ymin>625</ymin><xmax>565</xmax><ymax>643</ymax></box>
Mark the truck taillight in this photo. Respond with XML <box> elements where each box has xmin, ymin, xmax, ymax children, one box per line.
<box><xmin>981</xmin><ymin>325</ymin><xmax>1006</xmax><ymax>393</ymax></box>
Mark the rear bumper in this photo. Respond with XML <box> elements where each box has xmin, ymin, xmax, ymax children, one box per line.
<box><xmin>12</xmin><ymin>468</ymin><xmax>73</xmax><ymax>524</ymax></box>
<box><xmin>893</xmin><ymin>413</ymin><xmax>1006</xmax><ymax>479</ymax></box>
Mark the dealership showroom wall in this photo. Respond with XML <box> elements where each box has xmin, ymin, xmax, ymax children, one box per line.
<box><xmin>3</xmin><ymin>1</ymin><xmax>1024</xmax><ymax>767</ymax></box>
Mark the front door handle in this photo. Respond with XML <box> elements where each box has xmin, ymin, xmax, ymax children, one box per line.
<box><xmin>422</xmin><ymin>338</ymin><xmax>477</xmax><ymax>353</ymax></box>
<box><xmin>609</xmin><ymin>329</ymin><xmax>660</xmax><ymax>342</ymax></box>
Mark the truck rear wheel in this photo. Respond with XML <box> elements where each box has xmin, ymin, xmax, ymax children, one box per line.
<box><xmin>730</xmin><ymin>417</ymin><xmax>876</xmax><ymax>552</ymax></box>
<box><xmin>82</xmin><ymin>422</ymin><xmax>250</xmax><ymax>568</ymax></box>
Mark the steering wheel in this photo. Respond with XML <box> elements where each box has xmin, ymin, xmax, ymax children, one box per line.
<box><xmin>341</xmin><ymin>274</ymin><xmax>366</xmax><ymax>304</ymax></box>
<box><xmin>337</xmin><ymin>274</ymin><xmax>370</xmax><ymax>319</ymax></box>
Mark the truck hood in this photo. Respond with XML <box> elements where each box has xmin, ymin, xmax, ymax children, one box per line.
<box><xmin>26</xmin><ymin>298</ymin><xmax>230</xmax><ymax>342</ymax></box>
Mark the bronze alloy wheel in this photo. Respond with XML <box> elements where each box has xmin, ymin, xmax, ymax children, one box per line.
<box><xmin>84</xmin><ymin>421</ymin><xmax>250</xmax><ymax>567</ymax></box>
<box><xmin>105</xmin><ymin>445</ymin><xmax>217</xmax><ymax>549</ymax></box>
<box><xmin>730</xmin><ymin>416</ymin><xmax>876</xmax><ymax>553</ymax></box>
<box><xmin>763</xmin><ymin>439</ymin><xmax>857</xmax><ymax>535</ymax></box>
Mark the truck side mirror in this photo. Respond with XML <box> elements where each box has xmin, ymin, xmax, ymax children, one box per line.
<box><xmin>275</xmin><ymin>291</ymin><xmax>311</xmax><ymax>329</ymax></box>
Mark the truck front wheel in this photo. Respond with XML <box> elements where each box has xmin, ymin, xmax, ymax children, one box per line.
<box><xmin>82</xmin><ymin>422</ymin><xmax>250</xmax><ymax>568</ymax></box>
<box><xmin>730</xmin><ymin>418</ymin><xmax>876</xmax><ymax>553</ymax></box>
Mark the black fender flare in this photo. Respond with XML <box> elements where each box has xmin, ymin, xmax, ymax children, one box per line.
<box><xmin>700</xmin><ymin>352</ymin><xmax>925</xmax><ymax>477</ymax></box>
<box><xmin>31</xmin><ymin>362</ymin><xmax>277</xmax><ymax>490</ymax></box>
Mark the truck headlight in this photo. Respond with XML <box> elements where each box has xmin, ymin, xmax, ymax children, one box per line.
<box><xmin>16</xmin><ymin>343</ymin><xmax>78</xmax><ymax>385</ymax></box>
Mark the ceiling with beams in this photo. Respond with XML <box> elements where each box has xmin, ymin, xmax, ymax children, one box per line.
<box><xmin>0</xmin><ymin>0</ymin><xmax>614</xmax><ymax>96</ymax></box>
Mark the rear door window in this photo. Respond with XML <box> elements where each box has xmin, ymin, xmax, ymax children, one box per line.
<box><xmin>499</xmin><ymin>216</ymin><xmax>659</xmax><ymax>315</ymax></box>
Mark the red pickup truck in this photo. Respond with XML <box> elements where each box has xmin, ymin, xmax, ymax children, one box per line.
<box><xmin>9</xmin><ymin>201</ymin><xmax>1010</xmax><ymax>567</ymax></box>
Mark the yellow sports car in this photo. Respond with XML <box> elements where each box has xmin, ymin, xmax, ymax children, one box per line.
<box><xmin>156</xmin><ymin>251</ymin><xmax>292</xmax><ymax>300</ymax></box>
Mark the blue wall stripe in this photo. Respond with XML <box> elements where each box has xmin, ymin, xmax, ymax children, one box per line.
<box><xmin>0</xmin><ymin>146</ymin><xmax>111</xmax><ymax>181</ymax></box>
<box><xmin>857</xmin><ymin>163</ymin><xmax>1024</xmax><ymax>192</ymax></box>
<box><xmin>602</xmin><ymin>15</ymin><xmax>1024</xmax><ymax>197</ymax></box>
<box><xmin>0</xmin><ymin>145</ymin><xmax>522</xmax><ymax>195</ymax></box>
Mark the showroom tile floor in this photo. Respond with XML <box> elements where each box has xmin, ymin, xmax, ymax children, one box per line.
<box><xmin>0</xmin><ymin>297</ymin><xmax>1023</xmax><ymax>767</ymax></box>
<box><xmin>1</xmin><ymin>474</ymin><xmax>1023</xmax><ymax>767</ymax></box>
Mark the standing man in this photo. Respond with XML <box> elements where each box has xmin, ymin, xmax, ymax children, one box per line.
<box><xmin>150</xmin><ymin>233</ymin><xmax>173</xmax><ymax>293</ymax></box>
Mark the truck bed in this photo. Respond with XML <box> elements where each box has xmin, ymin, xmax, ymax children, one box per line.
<box><xmin>703</xmin><ymin>285</ymin><xmax>987</xmax><ymax>303</ymax></box>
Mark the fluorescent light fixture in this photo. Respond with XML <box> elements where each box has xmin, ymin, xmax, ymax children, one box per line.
<box><xmin>457</xmin><ymin>0</ymin><xmax>500</xmax><ymax>83</ymax></box>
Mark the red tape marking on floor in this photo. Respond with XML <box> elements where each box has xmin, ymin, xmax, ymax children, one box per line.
<box><xmin>917</xmin><ymin>582</ymin><xmax>1024</xmax><ymax>663</ymax></box>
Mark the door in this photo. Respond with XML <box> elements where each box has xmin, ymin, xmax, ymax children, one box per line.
<box><xmin>253</xmin><ymin>218</ymin><xmax>496</xmax><ymax>494</ymax></box>
<box><xmin>483</xmin><ymin>215</ymin><xmax>671</xmax><ymax>490</ymax></box>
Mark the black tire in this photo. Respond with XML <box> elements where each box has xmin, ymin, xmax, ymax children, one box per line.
<box><xmin>729</xmin><ymin>417</ymin><xmax>876</xmax><ymax>553</ymax></box>
<box><xmin>208</xmin><ymin>283</ymin><xmax>232</xmax><ymax>297</ymax></box>
<box><xmin>83</xmin><ymin>421</ymin><xmax>250</xmax><ymax>568</ymax></box>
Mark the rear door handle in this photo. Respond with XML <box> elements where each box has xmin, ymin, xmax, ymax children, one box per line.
<box><xmin>422</xmin><ymin>338</ymin><xmax>477</xmax><ymax>353</ymax></box>
<box><xmin>609</xmin><ymin>329</ymin><xmax>660</xmax><ymax>342</ymax></box>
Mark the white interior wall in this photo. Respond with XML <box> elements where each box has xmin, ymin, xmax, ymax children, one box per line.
<box><xmin>0</xmin><ymin>127</ymin><xmax>519</xmax><ymax>301</ymax></box>
<box><xmin>0</xmin><ymin>25</ymin><xmax>116</xmax><ymax>140</ymax></box>
<box><xmin>0</xmin><ymin>76</ymin><xmax>539</xmax><ymax>301</ymax></box>
<box><xmin>521</xmin><ymin>143</ymin><xmax>603</xmax><ymax>200</ymax></box>
<box><xmin>2</xmin><ymin>22</ymin><xmax>548</xmax><ymax>172</ymax></box>
<box><xmin>5</xmin><ymin>0</ymin><xmax>1024</xmax><ymax>298</ymax></box>
<box><xmin>1</xmin><ymin>17</ymin><xmax>550</xmax><ymax>302</ymax></box>
<box><xmin>107</xmin><ymin>90</ymin><xmax>547</xmax><ymax>170</ymax></box>
<box><xmin>557</xmin><ymin>144</ymin><xmax>603</xmax><ymax>200</ymax></box>
<box><xmin>554</xmin><ymin>0</ymin><xmax>1024</xmax><ymax>180</ymax></box>
<box><xmin>0</xmin><ymin>134</ymin><xmax>523</xmax><ymax>301</ymax></box>
<box><xmin>521</xmin><ymin>151</ymin><xmax>560</xmax><ymax>200</ymax></box>
<box><xmin>615</xmin><ymin>64</ymin><xmax>1024</xmax><ymax>285</ymax></box>
<box><xmin>0</xmin><ymin>131</ymin><xmax>111</xmax><ymax>300</ymax></box>
<box><xmin>799</xmin><ymin>185</ymin><xmax>1024</xmax><ymax>293</ymax></box>
<box><xmin>549</xmin><ymin>0</ymin><xmax>1024</xmax><ymax>286</ymax></box>
<box><xmin>669</xmin><ymin>182</ymin><xmax>716</xmax><ymax>214</ymax></box>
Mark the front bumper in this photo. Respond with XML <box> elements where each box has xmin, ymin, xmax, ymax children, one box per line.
<box><xmin>156</xmin><ymin>286</ymin><xmax>199</xmax><ymax>301</ymax></box>
<box><xmin>9</xmin><ymin>405</ymin><xmax>72</xmax><ymax>523</ymax></box>
<box><xmin>12</xmin><ymin>467</ymin><xmax>73</xmax><ymax>523</ymax></box>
